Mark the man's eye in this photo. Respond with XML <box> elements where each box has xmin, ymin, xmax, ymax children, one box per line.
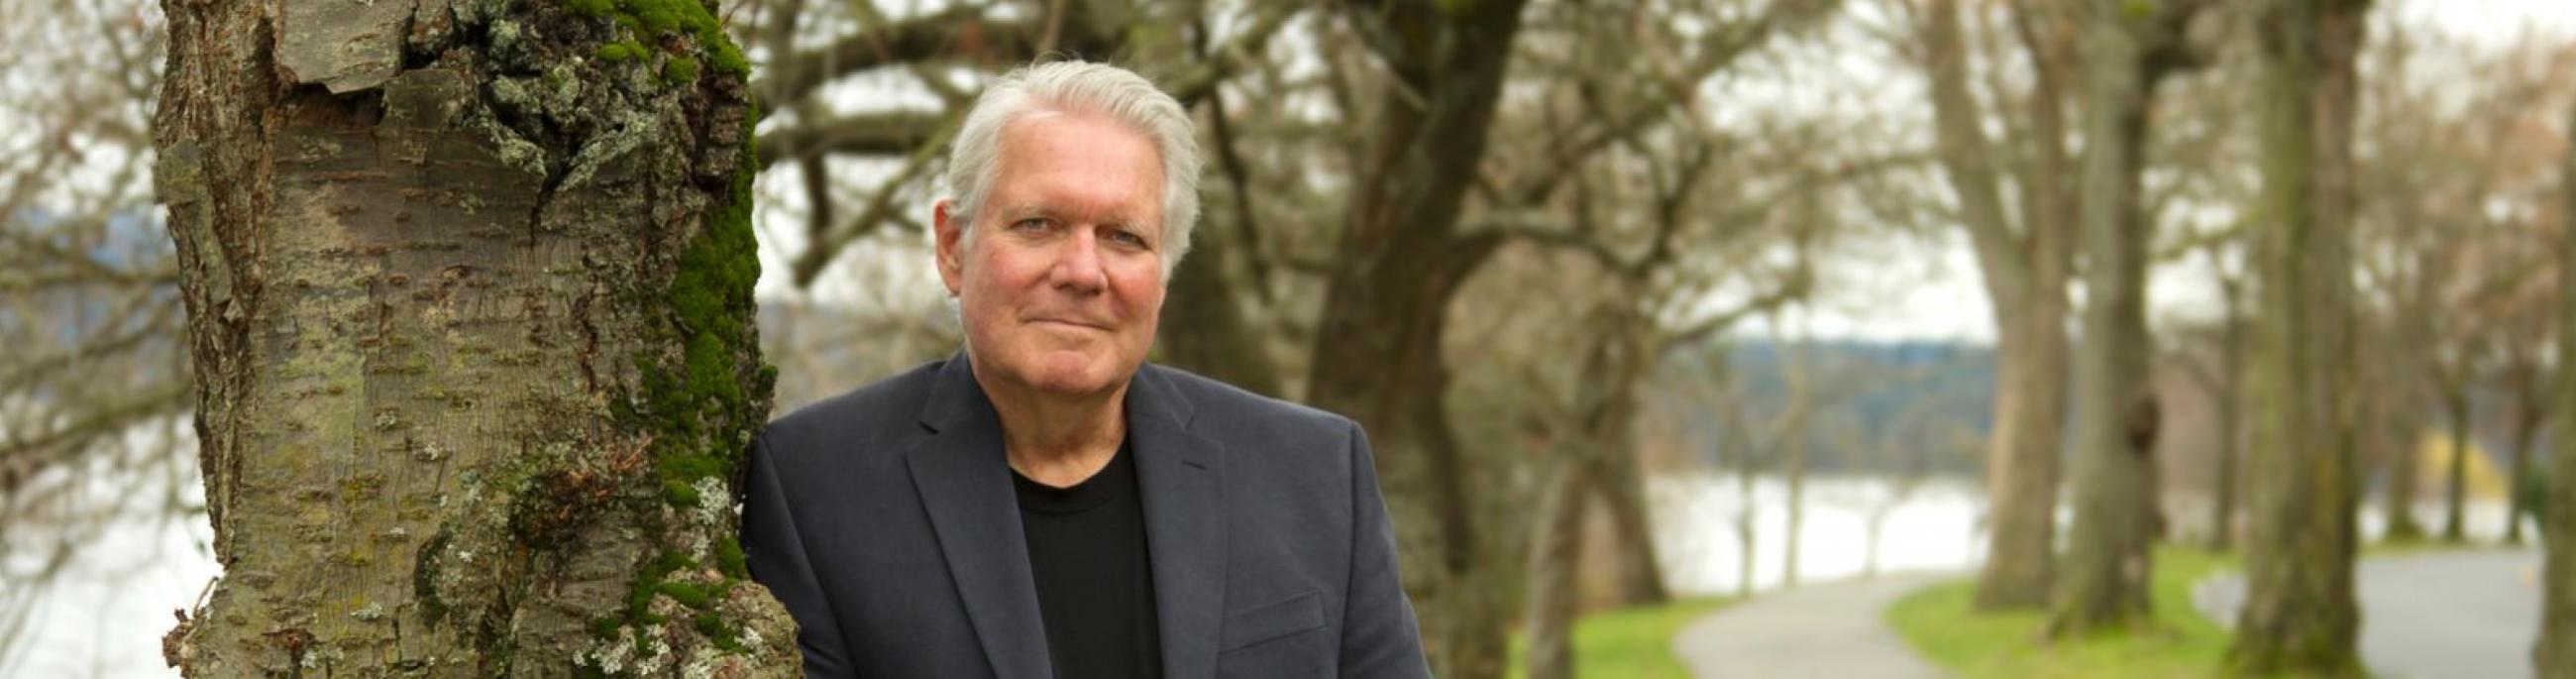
<box><xmin>1108</xmin><ymin>229</ymin><xmax>1148</xmax><ymax>247</ymax></box>
<box><xmin>1011</xmin><ymin>218</ymin><xmax>1051</xmax><ymax>232</ymax></box>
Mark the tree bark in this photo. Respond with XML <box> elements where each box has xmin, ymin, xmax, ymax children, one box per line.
<box><xmin>2534</xmin><ymin>95</ymin><xmax>2576</xmax><ymax>679</ymax></box>
<box><xmin>1307</xmin><ymin>2</ymin><xmax>1532</xmax><ymax>675</ymax></box>
<box><xmin>1517</xmin><ymin>455</ymin><xmax>1588</xmax><ymax>679</ymax></box>
<box><xmin>2508</xmin><ymin>384</ymin><xmax>2541</xmax><ymax>545</ymax></box>
<box><xmin>155</xmin><ymin>0</ymin><xmax>796</xmax><ymax>675</ymax></box>
<box><xmin>1157</xmin><ymin>223</ymin><xmax>1281</xmax><ymax>396</ymax></box>
<box><xmin>2443</xmin><ymin>383</ymin><xmax>2474</xmax><ymax>542</ymax></box>
<box><xmin>1921</xmin><ymin>0</ymin><xmax>2077</xmax><ymax>611</ymax></box>
<box><xmin>2208</xmin><ymin>276</ymin><xmax>2246</xmax><ymax>551</ymax></box>
<box><xmin>2052</xmin><ymin>0</ymin><xmax>2191</xmax><ymax>637</ymax></box>
<box><xmin>2230</xmin><ymin>0</ymin><xmax>2370</xmax><ymax>675</ymax></box>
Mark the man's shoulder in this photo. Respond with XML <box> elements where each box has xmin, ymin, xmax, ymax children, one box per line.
<box><xmin>1144</xmin><ymin>364</ymin><xmax>1356</xmax><ymax>443</ymax></box>
<box><xmin>760</xmin><ymin>358</ymin><xmax>946</xmax><ymax>461</ymax></box>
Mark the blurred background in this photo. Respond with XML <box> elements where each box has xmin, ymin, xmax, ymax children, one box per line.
<box><xmin>5</xmin><ymin>0</ymin><xmax>2573</xmax><ymax>676</ymax></box>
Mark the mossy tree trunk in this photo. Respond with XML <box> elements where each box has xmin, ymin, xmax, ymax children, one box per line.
<box><xmin>2538</xmin><ymin>97</ymin><xmax>2576</xmax><ymax>679</ymax></box>
<box><xmin>154</xmin><ymin>0</ymin><xmax>796</xmax><ymax>675</ymax></box>
<box><xmin>2052</xmin><ymin>0</ymin><xmax>2200</xmax><ymax>638</ymax></box>
<box><xmin>2229</xmin><ymin>0</ymin><xmax>2370</xmax><ymax>675</ymax></box>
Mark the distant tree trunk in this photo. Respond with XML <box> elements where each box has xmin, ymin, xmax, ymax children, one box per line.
<box><xmin>1589</xmin><ymin>439</ymin><xmax>1671</xmax><ymax>606</ymax></box>
<box><xmin>2535</xmin><ymin>96</ymin><xmax>2576</xmax><ymax>679</ymax></box>
<box><xmin>1778</xmin><ymin>329</ymin><xmax>1816</xmax><ymax>590</ymax></box>
<box><xmin>154</xmin><ymin>0</ymin><xmax>797</xmax><ymax>675</ymax></box>
<box><xmin>1307</xmin><ymin>2</ymin><xmax>1532</xmax><ymax>675</ymax></box>
<box><xmin>2230</xmin><ymin>0</ymin><xmax>2370</xmax><ymax>675</ymax></box>
<box><xmin>2508</xmin><ymin>388</ymin><xmax>2542</xmax><ymax>545</ymax></box>
<box><xmin>1782</xmin><ymin>431</ymin><xmax>1807</xmax><ymax>590</ymax></box>
<box><xmin>1523</xmin><ymin>302</ymin><xmax>1658</xmax><ymax>679</ymax></box>
<box><xmin>2384</xmin><ymin>249</ymin><xmax>2443</xmax><ymax>541</ymax></box>
<box><xmin>2208</xmin><ymin>277</ymin><xmax>2247</xmax><ymax>551</ymax></box>
<box><xmin>1158</xmin><ymin>228</ymin><xmax>1281</xmax><ymax>396</ymax></box>
<box><xmin>2052</xmin><ymin>0</ymin><xmax>2192</xmax><ymax>635</ymax></box>
<box><xmin>2443</xmin><ymin>383</ymin><xmax>2474</xmax><ymax>542</ymax></box>
<box><xmin>1922</xmin><ymin>0</ymin><xmax>2077</xmax><ymax>611</ymax></box>
<box><xmin>1518</xmin><ymin>455</ymin><xmax>1587</xmax><ymax>679</ymax></box>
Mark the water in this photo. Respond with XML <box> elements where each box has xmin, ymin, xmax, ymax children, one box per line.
<box><xmin>1649</xmin><ymin>474</ymin><xmax>1987</xmax><ymax>596</ymax></box>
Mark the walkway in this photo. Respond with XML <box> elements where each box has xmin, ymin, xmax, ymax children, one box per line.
<box><xmin>1672</xmin><ymin>572</ymin><xmax>1955</xmax><ymax>679</ymax></box>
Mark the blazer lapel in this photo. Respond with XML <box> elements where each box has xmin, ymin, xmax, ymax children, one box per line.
<box><xmin>1127</xmin><ymin>366</ymin><xmax>1230</xmax><ymax>679</ymax></box>
<box><xmin>905</xmin><ymin>355</ymin><xmax>1052</xmax><ymax>679</ymax></box>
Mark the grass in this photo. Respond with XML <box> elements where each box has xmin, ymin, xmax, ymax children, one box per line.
<box><xmin>1886</xmin><ymin>547</ymin><xmax>2241</xmax><ymax>679</ymax></box>
<box><xmin>1505</xmin><ymin>596</ymin><xmax>1737</xmax><ymax>679</ymax></box>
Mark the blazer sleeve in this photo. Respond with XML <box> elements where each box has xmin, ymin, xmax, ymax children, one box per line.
<box><xmin>740</xmin><ymin>434</ymin><xmax>858</xmax><ymax>677</ymax></box>
<box><xmin>1337</xmin><ymin>421</ymin><xmax>1434</xmax><ymax>678</ymax></box>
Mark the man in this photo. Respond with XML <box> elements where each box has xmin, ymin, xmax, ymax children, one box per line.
<box><xmin>740</xmin><ymin>60</ymin><xmax>1431</xmax><ymax>678</ymax></box>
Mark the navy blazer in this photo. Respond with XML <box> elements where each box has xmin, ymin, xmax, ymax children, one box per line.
<box><xmin>740</xmin><ymin>354</ymin><xmax>1431</xmax><ymax>678</ymax></box>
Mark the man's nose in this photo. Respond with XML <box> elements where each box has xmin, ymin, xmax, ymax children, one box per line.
<box><xmin>1048</xmin><ymin>228</ymin><xmax>1109</xmax><ymax>293</ymax></box>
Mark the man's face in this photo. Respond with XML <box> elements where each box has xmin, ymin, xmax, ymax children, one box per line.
<box><xmin>936</xmin><ymin>111</ymin><xmax>1167</xmax><ymax>398</ymax></box>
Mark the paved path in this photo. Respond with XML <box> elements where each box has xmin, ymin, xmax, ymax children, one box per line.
<box><xmin>1672</xmin><ymin>573</ymin><xmax>1954</xmax><ymax>679</ymax></box>
<box><xmin>2196</xmin><ymin>548</ymin><xmax>2542</xmax><ymax>679</ymax></box>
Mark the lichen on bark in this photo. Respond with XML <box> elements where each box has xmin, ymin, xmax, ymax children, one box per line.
<box><xmin>155</xmin><ymin>0</ymin><xmax>795</xmax><ymax>675</ymax></box>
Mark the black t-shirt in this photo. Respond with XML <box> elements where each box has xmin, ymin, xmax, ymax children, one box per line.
<box><xmin>1012</xmin><ymin>440</ymin><xmax>1165</xmax><ymax>679</ymax></box>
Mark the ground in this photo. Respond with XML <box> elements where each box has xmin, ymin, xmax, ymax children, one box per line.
<box><xmin>1673</xmin><ymin>573</ymin><xmax>1954</xmax><ymax>678</ymax></box>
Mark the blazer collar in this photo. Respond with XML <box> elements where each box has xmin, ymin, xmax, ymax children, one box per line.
<box><xmin>906</xmin><ymin>353</ymin><xmax>1232</xmax><ymax>679</ymax></box>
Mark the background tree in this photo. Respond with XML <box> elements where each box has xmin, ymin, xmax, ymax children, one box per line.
<box><xmin>2540</xmin><ymin>88</ymin><xmax>2576</xmax><ymax>679</ymax></box>
<box><xmin>153</xmin><ymin>0</ymin><xmax>796</xmax><ymax>674</ymax></box>
<box><xmin>2051</xmin><ymin>0</ymin><xmax>2206</xmax><ymax>638</ymax></box>
<box><xmin>2229</xmin><ymin>0</ymin><xmax>2370</xmax><ymax>674</ymax></box>
<box><xmin>1903</xmin><ymin>0</ymin><xmax>2081</xmax><ymax>611</ymax></box>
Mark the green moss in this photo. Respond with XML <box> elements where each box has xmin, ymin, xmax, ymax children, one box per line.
<box><xmin>593</xmin><ymin>40</ymin><xmax>645</xmax><ymax>63</ymax></box>
<box><xmin>576</xmin><ymin>0</ymin><xmax>749</xmax><ymax>78</ymax></box>
<box><xmin>413</xmin><ymin>527</ymin><xmax>454</xmax><ymax>623</ymax></box>
<box><xmin>713</xmin><ymin>536</ymin><xmax>747</xmax><ymax>578</ymax></box>
<box><xmin>696</xmin><ymin>613</ymin><xmax>747</xmax><ymax>652</ymax></box>
<box><xmin>657</xmin><ymin>581</ymin><xmax>714</xmax><ymax>609</ymax></box>
<box><xmin>661</xmin><ymin>57</ymin><xmax>699</xmax><ymax>86</ymax></box>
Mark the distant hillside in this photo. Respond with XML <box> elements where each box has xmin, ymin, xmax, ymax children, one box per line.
<box><xmin>1658</xmin><ymin>339</ymin><xmax>1998</xmax><ymax>477</ymax></box>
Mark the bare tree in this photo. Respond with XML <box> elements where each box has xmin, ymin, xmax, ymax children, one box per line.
<box><xmin>1903</xmin><ymin>0</ymin><xmax>2081</xmax><ymax>611</ymax></box>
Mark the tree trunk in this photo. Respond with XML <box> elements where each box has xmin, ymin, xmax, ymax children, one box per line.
<box><xmin>2444</xmin><ymin>384</ymin><xmax>2474</xmax><ymax>542</ymax></box>
<box><xmin>1588</xmin><ymin>437</ymin><xmax>1670</xmax><ymax>606</ymax></box>
<box><xmin>154</xmin><ymin>0</ymin><xmax>797</xmax><ymax>675</ymax></box>
<box><xmin>2053</xmin><ymin>0</ymin><xmax>2184</xmax><ymax>636</ymax></box>
<box><xmin>2209</xmin><ymin>281</ymin><xmax>2246</xmax><ymax>551</ymax></box>
<box><xmin>1307</xmin><ymin>2</ymin><xmax>1531</xmax><ymax>675</ymax></box>
<box><xmin>1782</xmin><ymin>430</ymin><xmax>1806</xmax><ymax>590</ymax></box>
<box><xmin>2230</xmin><ymin>0</ymin><xmax>2370</xmax><ymax>675</ymax></box>
<box><xmin>2533</xmin><ymin>95</ymin><xmax>2576</xmax><ymax>679</ymax></box>
<box><xmin>1518</xmin><ymin>456</ymin><xmax>1588</xmax><ymax>679</ymax></box>
<box><xmin>1157</xmin><ymin>226</ymin><xmax>1281</xmax><ymax>396</ymax></box>
<box><xmin>2509</xmin><ymin>390</ymin><xmax>2541</xmax><ymax>545</ymax></box>
<box><xmin>1921</xmin><ymin>0</ymin><xmax>2076</xmax><ymax>612</ymax></box>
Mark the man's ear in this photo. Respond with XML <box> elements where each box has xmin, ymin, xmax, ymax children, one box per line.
<box><xmin>933</xmin><ymin>199</ymin><xmax>964</xmax><ymax>296</ymax></box>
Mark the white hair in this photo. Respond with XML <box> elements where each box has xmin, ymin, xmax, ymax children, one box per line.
<box><xmin>943</xmin><ymin>60</ymin><xmax>1202</xmax><ymax>279</ymax></box>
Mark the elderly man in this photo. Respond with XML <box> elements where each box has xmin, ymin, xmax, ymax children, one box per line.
<box><xmin>740</xmin><ymin>60</ymin><xmax>1431</xmax><ymax>678</ymax></box>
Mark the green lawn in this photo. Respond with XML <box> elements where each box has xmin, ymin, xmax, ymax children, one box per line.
<box><xmin>1886</xmin><ymin>548</ymin><xmax>2241</xmax><ymax>679</ymax></box>
<box><xmin>1506</xmin><ymin>596</ymin><xmax>1737</xmax><ymax>679</ymax></box>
